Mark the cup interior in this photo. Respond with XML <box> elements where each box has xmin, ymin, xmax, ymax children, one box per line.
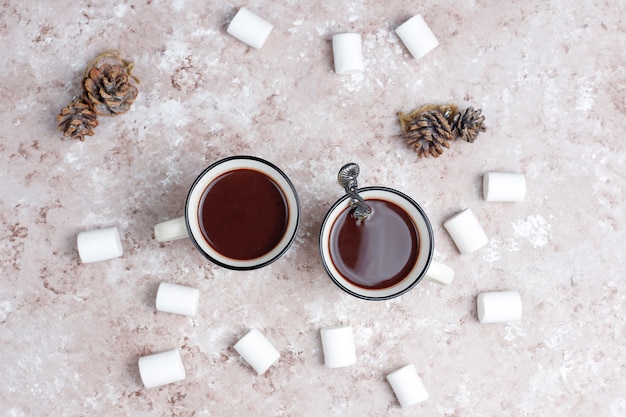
<box><xmin>319</xmin><ymin>187</ymin><xmax>433</xmax><ymax>300</ymax></box>
<box><xmin>186</xmin><ymin>156</ymin><xmax>300</xmax><ymax>270</ymax></box>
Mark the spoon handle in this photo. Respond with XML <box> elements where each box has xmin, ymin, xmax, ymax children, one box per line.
<box><xmin>337</xmin><ymin>163</ymin><xmax>371</xmax><ymax>221</ymax></box>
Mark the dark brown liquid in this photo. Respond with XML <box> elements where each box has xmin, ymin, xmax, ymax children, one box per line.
<box><xmin>198</xmin><ymin>169</ymin><xmax>288</xmax><ymax>260</ymax></box>
<box><xmin>329</xmin><ymin>199</ymin><xmax>420</xmax><ymax>289</ymax></box>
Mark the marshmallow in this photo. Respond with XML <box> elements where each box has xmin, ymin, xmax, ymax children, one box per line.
<box><xmin>156</xmin><ymin>282</ymin><xmax>199</xmax><ymax>317</ymax></box>
<box><xmin>395</xmin><ymin>15</ymin><xmax>439</xmax><ymax>60</ymax></box>
<box><xmin>77</xmin><ymin>226</ymin><xmax>123</xmax><ymax>263</ymax></box>
<box><xmin>320</xmin><ymin>326</ymin><xmax>357</xmax><ymax>368</ymax></box>
<box><xmin>226</xmin><ymin>7</ymin><xmax>274</xmax><ymax>49</ymax></box>
<box><xmin>477</xmin><ymin>290</ymin><xmax>522</xmax><ymax>323</ymax></box>
<box><xmin>483</xmin><ymin>172</ymin><xmax>526</xmax><ymax>202</ymax></box>
<box><xmin>154</xmin><ymin>216</ymin><xmax>188</xmax><ymax>242</ymax></box>
<box><xmin>332</xmin><ymin>33</ymin><xmax>364</xmax><ymax>75</ymax></box>
<box><xmin>424</xmin><ymin>261</ymin><xmax>455</xmax><ymax>285</ymax></box>
<box><xmin>138</xmin><ymin>349</ymin><xmax>186</xmax><ymax>389</ymax></box>
<box><xmin>233</xmin><ymin>329</ymin><xmax>280</xmax><ymax>375</ymax></box>
<box><xmin>443</xmin><ymin>209</ymin><xmax>489</xmax><ymax>254</ymax></box>
<box><xmin>386</xmin><ymin>364</ymin><xmax>429</xmax><ymax>408</ymax></box>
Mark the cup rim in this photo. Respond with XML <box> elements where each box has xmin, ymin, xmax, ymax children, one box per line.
<box><xmin>185</xmin><ymin>155</ymin><xmax>301</xmax><ymax>271</ymax></box>
<box><xmin>319</xmin><ymin>186</ymin><xmax>434</xmax><ymax>300</ymax></box>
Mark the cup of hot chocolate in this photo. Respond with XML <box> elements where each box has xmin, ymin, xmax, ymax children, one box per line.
<box><xmin>319</xmin><ymin>164</ymin><xmax>436</xmax><ymax>300</ymax></box>
<box><xmin>154</xmin><ymin>156</ymin><xmax>300</xmax><ymax>270</ymax></box>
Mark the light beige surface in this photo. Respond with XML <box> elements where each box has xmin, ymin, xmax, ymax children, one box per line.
<box><xmin>1</xmin><ymin>1</ymin><xmax>625</xmax><ymax>416</ymax></box>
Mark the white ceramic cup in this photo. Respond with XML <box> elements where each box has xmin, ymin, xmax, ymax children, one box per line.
<box><xmin>319</xmin><ymin>187</ymin><xmax>436</xmax><ymax>300</ymax></box>
<box><xmin>154</xmin><ymin>156</ymin><xmax>300</xmax><ymax>270</ymax></box>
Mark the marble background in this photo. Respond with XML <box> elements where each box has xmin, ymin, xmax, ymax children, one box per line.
<box><xmin>1</xmin><ymin>1</ymin><xmax>625</xmax><ymax>416</ymax></box>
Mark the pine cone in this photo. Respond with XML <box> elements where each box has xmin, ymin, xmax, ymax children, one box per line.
<box><xmin>82</xmin><ymin>63</ymin><xmax>138</xmax><ymax>116</ymax></box>
<box><xmin>398</xmin><ymin>110</ymin><xmax>454</xmax><ymax>158</ymax></box>
<box><xmin>451</xmin><ymin>106</ymin><xmax>486</xmax><ymax>143</ymax></box>
<box><xmin>57</xmin><ymin>98</ymin><xmax>98</xmax><ymax>141</ymax></box>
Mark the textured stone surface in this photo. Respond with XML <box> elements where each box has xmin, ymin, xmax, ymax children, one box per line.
<box><xmin>1</xmin><ymin>1</ymin><xmax>625</xmax><ymax>416</ymax></box>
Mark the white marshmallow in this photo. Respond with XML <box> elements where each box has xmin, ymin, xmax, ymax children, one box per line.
<box><xmin>138</xmin><ymin>349</ymin><xmax>186</xmax><ymax>389</ymax></box>
<box><xmin>483</xmin><ymin>172</ymin><xmax>526</xmax><ymax>202</ymax></box>
<box><xmin>320</xmin><ymin>326</ymin><xmax>357</xmax><ymax>368</ymax></box>
<box><xmin>156</xmin><ymin>282</ymin><xmax>199</xmax><ymax>317</ymax></box>
<box><xmin>443</xmin><ymin>209</ymin><xmax>489</xmax><ymax>254</ymax></box>
<box><xmin>424</xmin><ymin>261</ymin><xmax>455</xmax><ymax>285</ymax></box>
<box><xmin>226</xmin><ymin>7</ymin><xmax>274</xmax><ymax>49</ymax></box>
<box><xmin>233</xmin><ymin>329</ymin><xmax>280</xmax><ymax>375</ymax></box>
<box><xmin>154</xmin><ymin>216</ymin><xmax>188</xmax><ymax>242</ymax></box>
<box><xmin>386</xmin><ymin>364</ymin><xmax>429</xmax><ymax>408</ymax></box>
<box><xmin>332</xmin><ymin>33</ymin><xmax>364</xmax><ymax>75</ymax></box>
<box><xmin>477</xmin><ymin>290</ymin><xmax>522</xmax><ymax>323</ymax></box>
<box><xmin>395</xmin><ymin>15</ymin><xmax>439</xmax><ymax>60</ymax></box>
<box><xmin>77</xmin><ymin>226</ymin><xmax>123</xmax><ymax>263</ymax></box>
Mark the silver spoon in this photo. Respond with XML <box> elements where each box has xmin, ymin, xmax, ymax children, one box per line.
<box><xmin>337</xmin><ymin>163</ymin><xmax>371</xmax><ymax>221</ymax></box>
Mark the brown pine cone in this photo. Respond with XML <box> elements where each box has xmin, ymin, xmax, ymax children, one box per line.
<box><xmin>451</xmin><ymin>106</ymin><xmax>486</xmax><ymax>143</ymax></box>
<box><xmin>82</xmin><ymin>63</ymin><xmax>138</xmax><ymax>116</ymax></box>
<box><xmin>57</xmin><ymin>98</ymin><xmax>98</xmax><ymax>141</ymax></box>
<box><xmin>398</xmin><ymin>109</ymin><xmax>455</xmax><ymax>158</ymax></box>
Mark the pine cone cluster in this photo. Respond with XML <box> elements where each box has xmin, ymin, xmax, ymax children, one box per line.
<box><xmin>57</xmin><ymin>50</ymin><xmax>139</xmax><ymax>141</ymax></box>
<box><xmin>398</xmin><ymin>104</ymin><xmax>486</xmax><ymax>158</ymax></box>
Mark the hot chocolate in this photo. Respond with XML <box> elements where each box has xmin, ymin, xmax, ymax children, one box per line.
<box><xmin>198</xmin><ymin>168</ymin><xmax>289</xmax><ymax>261</ymax></box>
<box><xmin>328</xmin><ymin>198</ymin><xmax>420</xmax><ymax>289</ymax></box>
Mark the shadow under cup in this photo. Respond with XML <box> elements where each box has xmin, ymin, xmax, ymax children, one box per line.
<box><xmin>319</xmin><ymin>187</ymin><xmax>434</xmax><ymax>300</ymax></box>
<box><xmin>185</xmin><ymin>156</ymin><xmax>300</xmax><ymax>270</ymax></box>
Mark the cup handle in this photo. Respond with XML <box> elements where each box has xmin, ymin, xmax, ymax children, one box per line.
<box><xmin>424</xmin><ymin>261</ymin><xmax>454</xmax><ymax>285</ymax></box>
<box><xmin>154</xmin><ymin>216</ymin><xmax>189</xmax><ymax>242</ymax></box>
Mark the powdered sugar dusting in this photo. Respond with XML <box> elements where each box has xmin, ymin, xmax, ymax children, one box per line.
<box><xmin>482</xmin><ymin>237</ymin><xmax>521</xmax><ymax>263</ymax></box>
<box><xmin>512</xmin><ymin>215</ymin><xmax>552</xmax><ymax>248</ymax></box>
